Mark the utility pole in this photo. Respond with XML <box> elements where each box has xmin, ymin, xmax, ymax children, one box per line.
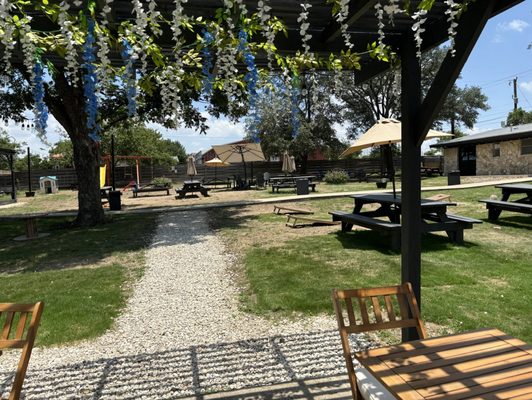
<box><xmin>512</xmin><ymin>77</ymin><xmax>518</xmax><ymax>110</ymax></box>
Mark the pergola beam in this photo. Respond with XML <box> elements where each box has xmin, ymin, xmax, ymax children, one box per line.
<box><xmin>415</xmin><ymin>0</ymin><xmax>498</xmax><ymax>147</ymax></box>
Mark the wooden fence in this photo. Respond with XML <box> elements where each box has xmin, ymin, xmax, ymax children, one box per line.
<box><xmin>1</xmin><ymin>156</ymin><xmax>441</xmax><ymax>190</ymax></box>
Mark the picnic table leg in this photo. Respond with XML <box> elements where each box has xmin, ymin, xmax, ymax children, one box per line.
<box><xmin>341</xmin><ymin>222</ymin><xmax>353</xmax><ymax>232</ymax></box>
<box><xmin>25</xmin><ymin>217</ymin><xmax>38</xmax><ymax>239</ymax></box>
<box><xmin>488</xmin><ymin>207</ymin><xmax>502</xmax><ymax>221</ymax></box>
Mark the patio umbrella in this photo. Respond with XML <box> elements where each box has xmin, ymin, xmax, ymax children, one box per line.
<box><xmin>281</xmin><ymin>151</ymin><xmax>296</xmax><ymax>174</ymax></box>
<box><xmin>186</xmin><ymin>155</ymin><xmax>197</xmax><ymax>180</ymax></box>
<box><xmin>340</xmin><ymin>118</ymin><xmax>452</xmax><ymax>197</ymax></box>
<box><xmin>205</xmin><ymin>157</ymin><xmax>230</xmax><ymax>186</ymax></box>
<box><xmin>212</xmin><ymin>142</ymin><xmax>266</xmax><ymax>185</ymax></box>
<box><xmin>290</xmin><ymin>156</ymin><xmax>297</xmax><ymax>173</ymax></box>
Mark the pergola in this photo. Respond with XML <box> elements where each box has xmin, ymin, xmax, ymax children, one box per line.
<box><xmin>0</xmin><ymin>147</ymin><xmax>17</xmax><ymax>202</ymax></box>
<box><xmin>31</xmin><ymin>0</ymin><xmax>522</xmax><ymax>340</ymax></box>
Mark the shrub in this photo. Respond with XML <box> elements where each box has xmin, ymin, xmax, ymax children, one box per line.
<box><xmin>324</xmin><ymin>169</ymin><xmax>349</xmax><ymax>184</ymax></box>
<box><xmin>151</xmin><ymin>177</ymin><xmax>172</xmax><ymax>187</ymax></box>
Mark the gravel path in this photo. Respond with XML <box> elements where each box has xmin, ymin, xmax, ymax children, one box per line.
<box><xmin>1</xmin><ymin>211</ymin><xmax>371</xmax><ymax>399</ymax></box>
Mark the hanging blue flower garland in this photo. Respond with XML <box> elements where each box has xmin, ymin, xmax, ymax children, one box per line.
<box><xmin>121</xmin><ymin>38</ymin><xmax>137</xmax><ymax>117</ymax></box>
<box><xmin>82</xmin><ymin>18</ymin><xmax>101</xmax><ymax>142</ymax></box>
<box><xmin>290</xmin><ymin>76</ymin><xmax>301</xmax><ymax>138</ymax></box>
<box><xmin>201</xmin><ymin>29</ymin><xmax>215</xmax><ymax>96</ymax></box>
<box><xmin>238</xmin><ymin>30</ymin><xmax>260</xmax><ymax>142</ymax></box>
<box><xmin>32</xmin><ymin>58</ymin><xmax>49</xmax><ymax>136</ymax></box>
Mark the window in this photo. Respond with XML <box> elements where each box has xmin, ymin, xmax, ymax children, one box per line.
<box><xmin>492</xmin><ymin>143</ymin><xmax>500</xmax><ymax>157</ymax></box>
<box><xmin>522</xmin><ymin>138</ymin><xmax>532</xmax><ymax>155</ymax></box>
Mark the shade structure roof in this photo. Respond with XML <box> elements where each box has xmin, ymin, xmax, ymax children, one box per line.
<box><xmin>0</xmin><ymin>148</ymin><xmax>17</xmax><ymax>156</ymax></box>
<box><xmin>30</xmin><ymin>1</ymin><xmax>521</xmax><ymax>83</ymax></box>
<box><xmin>340</xmin><ymin>119</ymin><xmax>452</xmax><ymax>158</ymax></box>
<box><xmin>212</xmin><ymin>143</ymin><xmax>266</xmax><ymax>163</ymax></box>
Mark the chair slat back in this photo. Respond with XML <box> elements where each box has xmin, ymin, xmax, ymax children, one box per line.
<box><xmin>332</xmin><ymin>283</ymin><xmax>427</xmax><ymax>338</ymax></box>
<box><xmin>332</xmin><ymin>283</ymin><xmax>426</xmax><ymax>399</ymax></box>
<box><xmin>0</xmin><ymin>302</ymin><xmax>44</xmax><ymax>400</ymax></box>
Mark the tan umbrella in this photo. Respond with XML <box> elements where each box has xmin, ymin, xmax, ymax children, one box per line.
<box><xmin>281</xmin><ymin>151</ymin><xmax>295</xmax><ymax>174</ymax></box>
<box><xmin>340</xmin><ymin>118</ymin><xmax>452</xmax><ymax>158</ymax></box>
<box><xmin>205</xmin><ymin>157</ymin><xmax>230</xmax><ymax>185</ymax></box>
<box><xmin>340</xmin><ymin>118</ymin><xmax>452</xmax><ymax>197</ymax></box>
<box><xmin>186</xmin><ymin>155</ymin><xmax>197</xmax><ymax>180</ymax></box>
<box><xmin>212</xmin><ymin>142</ymin><xmax>266</xmax><ymax>185</ymax></box>
<box><xmin>290</xmin><ymin>156</ymin><xmax>297</xmax><ymax>173</ymax></box>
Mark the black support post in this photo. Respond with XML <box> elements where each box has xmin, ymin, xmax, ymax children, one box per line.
<box><xmin>400</xmin><ymin>31</ymin><xmax>422</xmax><ymax>342</ymax></box>
<box><xmin>9</xmin><ymin>153</ymin><xmax>16</xmax><ymax>201</ymax></box>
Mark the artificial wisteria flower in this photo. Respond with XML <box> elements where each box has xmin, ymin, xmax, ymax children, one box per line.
<box><xmin>336</xmin><ymin>0</ymin><xmax>353</xmax><ymax>49</ymax></box>
<box><xmin>383</xmin><ymin>0</ymin><xmax>402</xmax><ymax>26</ymax></box>
<box><xmin>131</xmin><ymin>0</ymin><xmax>149</xmax><ymax>76</ymax></box>
<box><xmin>96</xmin><ymin>0</ymin><xmax>113</xmax><ymax>92</ymax></box>
<box><xmin>32</xmin><ymin>59</ymin><xmax>49</xmax><ymax>137</ymax></box>
<box><xmin>148</xmin><ymin>0</ymin><xmax>162</xmax><ymax>37</ymax></box>
<box><xmin>121</xmin><ymin>38</ymin><xmax>137</xmax><ymax>117</ymax></box>
<box><xmin>201</xmin><ymin>29</ymin><xmax>215</xmax><ymax>96</ymax></box>
<box><xmin>257</xmin><ymin>0</ymin><xmax>275</xmax><ymax>68</ymax></box>
<box><xmin>298</xmin><ymin>3</ymin><xmax>313</xmax><ymax>56</ymax></box>
<box><xmin>375</xmin><ymin>1</ymin><xmax>385</xmax><ymax>52</ymax></box>
<box><xmin>0</xmin><ymin>0</ymin><xmax>15</xmax><ymax>76</ymax></box>
<box><xmin>19</xmin><ymin>17</ymin><xmax>36</xmax><ymax>88</ymax></box>
<box><xmin>59</xmin><ymin>1</ymin><xmax>79</xmax><ymax>86</ymax></box>
<box><xmin>82</xmin><ymin>19</ymin><xmax>101</xmax><ymax>142</ymax></box>
<box><xmin>171</xmin><ymin>0</ymin><xmax>188</xmax><ymax>49</ymax></box>
<box><xmin>238</xmin><ymin>30</ymin><xmax>260</xmax><ymax>140</ymax></box>
<box><xmin>158</xmin><ymin>63</ymin><xmax>184</xmax><ymax>127</ymax></box>
<box><xmin>444</xmin><ymin>0</ymin><xmax>459</xmax><ymax>56</ymax></box>
<box><xmin>412</xmin><ymin>9</ymin><xmax>428</xmax><ymax>58</ymax></box>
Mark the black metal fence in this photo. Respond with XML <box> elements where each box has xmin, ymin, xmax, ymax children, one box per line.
<box><xmin>0</xmin><ymin>156</ymin><xmax>441</xmax><ymax>190</ymax></box>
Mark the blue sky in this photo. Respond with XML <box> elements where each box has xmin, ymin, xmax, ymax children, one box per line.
<box><xmin>4</xmin><ymin>1</ymin><xmax>532</xmax><ymax>156</ymax></box>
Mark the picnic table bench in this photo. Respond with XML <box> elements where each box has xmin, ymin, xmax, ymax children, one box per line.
<box><xmin>0</xmin><ymin>213</ymin><xmax>51</xmax><ymax>240</ymax></box>
<box><xmin>201</xmin><ymin>178</ymin><xmax>232</xmax><ymax>189</ymax></box>
<box><xmin>132</xmin><ymin>185</ymin><xmax>171</xmax><ymax>198</ymax></box>
<box><xmin>479</xmin><ymin>183</ymin><xmax>532</xmax><ymax>221</ymax></box>
<box><xmin>330</xmin><ymin>211</ymin><xmax>401</xmax><ymax>249</ymax></box>
<box><xmin>175</xmin><ymin>180</ymin><xmax>210</xmax><ymax>199</ymax></box>
<box><xmin>271</xmin><ymin>181</ymin><xmax>316</xmax><ymax>193</ymax></box>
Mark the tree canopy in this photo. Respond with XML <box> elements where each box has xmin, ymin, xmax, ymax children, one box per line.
<box><xmin>506</xmin><ymin>108</ymin><xmax>532</xmax><ymax>126</ymax></box>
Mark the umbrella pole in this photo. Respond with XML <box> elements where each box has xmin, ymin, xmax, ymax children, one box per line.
<box><xmin>240</xmin><ymin>150</ymin><xmax>247</xmax><ymax>188</ymax></box>
<box><xmin>384</xmin><ymin>145</ymin><xmax>397</xmax><ymax>199</ymax></box>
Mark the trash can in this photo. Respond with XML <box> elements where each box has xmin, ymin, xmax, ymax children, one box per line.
<box><xmin>448</xmin><ymin>170</ymin><xmax>460</xmax><ymax>186</ymax></box>
<box><xmin>109</xmin><ymin>190</ymin><xmax>122</xmax><ymax>210</ymax></box>
<box><xmin>296</xmin><ymin>178</ymin><xmax>309</xmax><ymax>195</ymax></box>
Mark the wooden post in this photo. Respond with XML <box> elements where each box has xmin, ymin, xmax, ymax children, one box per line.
<box><xmin>400</xmin><ymin>31</ymin><xmax>422</xmax><ymax>342</ymax></box>
<box><xmin>9</xmin><ymin>153</ymin><xmax>16</xmax><ymax>201</ymax></box>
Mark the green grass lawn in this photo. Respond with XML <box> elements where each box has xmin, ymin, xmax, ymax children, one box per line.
<box><xmin>0</xmin><ymin>214</ymin><xmax>158</xmax><ymax>346</ymax></box>
<box><xmin>217</xmin><ymin>185</ymin><xmax>532</xmax><ymax>342</ymax></box>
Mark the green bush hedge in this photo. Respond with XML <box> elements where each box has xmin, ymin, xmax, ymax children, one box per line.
<box><xmin>324</xmin><ymin>169</ymin><xmax>349</xmax><ymax>184</ymax></box>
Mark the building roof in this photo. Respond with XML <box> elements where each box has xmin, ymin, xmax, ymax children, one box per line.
<box><xmin>431</xmin><ymin>123</ymin><xmax>532</xmax><ymax>148</ymax></box>
<box><xmin>0</xmin><ymin>147</ymin><xmax>17</xmax><ymax>155</ymax></box>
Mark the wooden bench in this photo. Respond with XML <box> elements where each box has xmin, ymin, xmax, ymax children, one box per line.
<box><xmin>272</xmin><ymin>182</ymin><xmax>316</xmax><ymax>193</ymax></box>
<box><xmin>285</xmin><ymin>214</ymin><xmax>341</xmax><ymax>228</ymax></box>
<box><xmin>132</xmin><ymin>186</ymin><xmax>171</xmax><ymax>198</ymax></box>
<box><xmin>329</xmin><ymin>211</ymin><xmax>401</xmax><ymax>250</ymax></box>
<box><xmin>175</xmin><ymin>186</ymin><xmax>210</xmax><ymax>199</ymax></box>
<box><xmin>273</xmin><ymin>205</ymin><xmax>313</xmax><ymax>215</ymax></box>
<box><xmin>479</xmin><ymin>199</ymin><xmax>532</xmax><ymax>221</ymax></box>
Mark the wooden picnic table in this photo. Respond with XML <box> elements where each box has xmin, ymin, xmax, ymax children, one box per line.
<box><xmin>355</xmin><ymin>328</ymin><xmax>532</xmax><ymax>399</ymax></box>
<box><xmin>480</xmin><ymin>183</ymin><xmax>532</xmax><ymax>221</ymax></box>
<box><xmin>175</xmin><ymin>180</ymin><xmax>210</xmax><ymax>199</ymax></box>
<box><xmin>330</xmin><ymin>193</ymin><xmax>480</xmax><ymax>249</ymax></box>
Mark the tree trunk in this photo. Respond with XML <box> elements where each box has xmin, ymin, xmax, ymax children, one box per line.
<box><xmin>47</xmin><ymin>69</ymin><xmax>105</xmax><ymax>227</ymax></box>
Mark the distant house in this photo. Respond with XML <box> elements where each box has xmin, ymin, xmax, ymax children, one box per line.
<box><xmin>189</xmin><ymin>151</ymin><xmax>204</xmax><ymax>165</ymax></box>
<box><xmin>431</xmin><ymin>123</ymin><xmax>532</xmax><ymax>176</ymax></box>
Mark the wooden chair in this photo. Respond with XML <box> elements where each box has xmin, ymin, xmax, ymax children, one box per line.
<box><xmin>332</xmin><ymin>283</ymin><xmax>426</xmax><ymax>399</ymax></box>
<box><xmin>0</xmin><ymin>302</ymin><xmax>44</xmax><ymax>400</ymax></box>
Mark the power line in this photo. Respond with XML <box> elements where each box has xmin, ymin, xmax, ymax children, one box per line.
<box><xmin>462</xmin><ymin>68</ymin><xmax>532</xmax><ymax>87</ymax></box>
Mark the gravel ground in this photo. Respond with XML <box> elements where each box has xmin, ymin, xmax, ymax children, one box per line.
<box><xmin>1</xmin><ymin>211</ymin><xmax>372</xmax><ymax>399</ymax></box>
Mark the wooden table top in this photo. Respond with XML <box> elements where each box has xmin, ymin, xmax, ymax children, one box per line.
<box><xmin>495</xmin><ymin>183</ymin><xmax>532</xmax><ymax>192</ymax></box>
<box><xmin>355</xmin><ymin>328</ymin><xmax>532</xmax><ymax>399</ymax></box>
<box><xmin>350</xmin><ymin>193</ymin><xmax>456</xmax><ymax>208</ymax></box>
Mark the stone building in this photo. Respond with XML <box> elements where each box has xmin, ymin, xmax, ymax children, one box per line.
<box><xmin>432</xmin><ymin>123</ymin><xmax>532</xmax><ymax>176</ymax></box>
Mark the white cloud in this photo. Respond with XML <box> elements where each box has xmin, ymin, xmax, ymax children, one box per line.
<box><xmin>491</xmin><ymin>34</ymin><xmax>504</xmax><ymax>44</ymax></box>
<box><xmin>520</xmin><ymin>81</ymin><xmax>532</xmax><ymax>92</ymax></box>
<box><xmin>498</xmin><ymin>19</ymin><xmax>530</xmax><ymax>32</ymax></box>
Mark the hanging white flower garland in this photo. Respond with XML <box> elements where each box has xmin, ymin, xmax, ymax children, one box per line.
<box><xmin>336</xmin><ymin>0</ymin><xmax>353</xmax><ymax>49</ymax></box>
<box><xmin>444</xmin><ymin>0</ymin><xmax>459</xmax><ymax>56</ymax></box>
<box><xmin>59</xmin><ymin>1</ymin><xmax>79</xmax><ymax>86</ymax></box>
<box><xmin>412</xmin><ymin>9</ymin><xmax>428</xmax><ymax>58</ymax></box>
<box><xmin>375</xmin><ymin>1</ymin><xmax>385</xmax><ymax>53</ymax></box>
<box><xmin>383</xmin><ymin>0</ymin><xmax>402</xmax><ymax>26</ymax></box>
<box><xmin>171</xmin><ymin>0</ymin><xmax>188</xmax><ymax>49</ymax></box>
<box><xmin>298</xmin><ymin>2</ymin><xmax>312</xmax><ymax>57</ymax></box>
<box><xmin>148</xmin><ymin>0</ymin><xmax>162</xmax><ymax>37</ymax></box>
<box><xmin>96</xmin><ymin>0</ymin><xmax>113</xmax><ymax>92</ymax></box>
<box><xmin>19</xmin><ymin>17</ymin><xmax>36</xmax><ymax>88</ymax></box>
<box><xmin>0</xmin><ymin>0</ymin><xmax>15</xmax><ymax>76</ymax></box>
<box><xmin>131</xmin><ymin>0</ymin><xmax>148</xmax><ymax>76</ymax></box>
<box><xmin>257</xmin><ymin>0</ymin><xmax>275</xmax><ymax>69</ymax></box>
